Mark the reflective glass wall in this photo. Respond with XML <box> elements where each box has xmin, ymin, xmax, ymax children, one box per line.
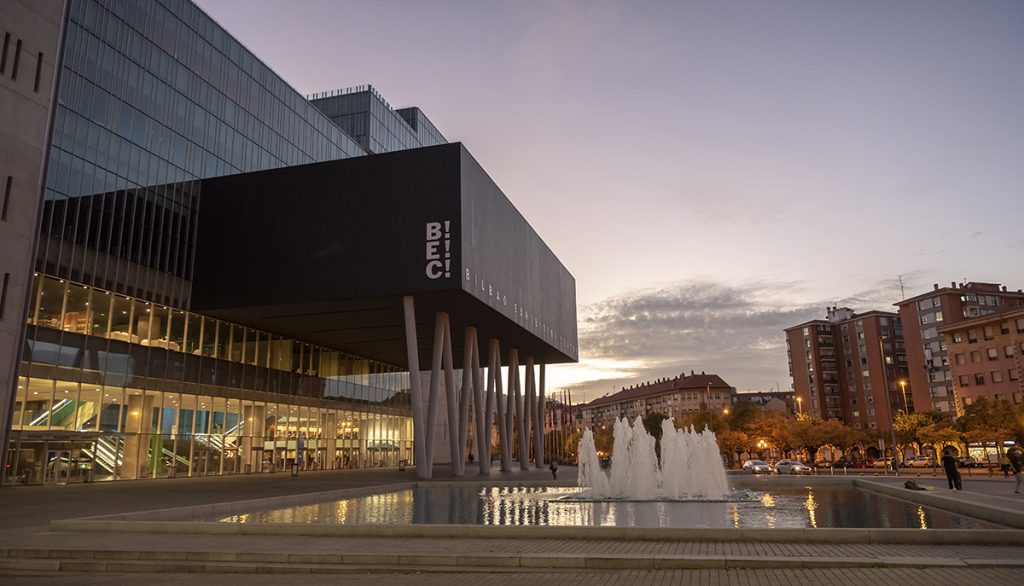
<box><xmin>5</xmin><ymin>274</ymin><xmax>412</xmax><ymax>485</ymax></box>
<box><xmin>309</xmin><ymin>85</ymin><xmax>447</xmax><ymax>154</ymax></box>
<box><xmin>41</xmin><ymin>0</ymin><xmax>365</xmax><ymax>307</ymax></box>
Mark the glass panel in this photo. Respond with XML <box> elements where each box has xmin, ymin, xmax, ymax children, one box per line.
<box><xmin>108</xmin><ymin>295</ymin><xmax>136</xmax><ymax>342</ymax></box>
<box><xmin>63</xmin><ymin>284</ymin><xmax>92</xmax><ymax>334</ymax></box>
<box><xmin>90</xmin><ymin>290</ymin><xmax>112</xmax><ymax>337</ymax></box>
<box><xmin>36</xmin><ymin>277</ymin><xmax>65</xmax><ymax>329</ymax></box>
<box><xmin>167</xmin><ymin>309</ymin><xmax>185</xmax><ymax>351</ymax></box>
<box><xmin>22</xmin><ymin>378</ymin><xmax>54</xmax><ymax>429</ymax></box>
<box><xmin>50</xmin><ymin>380</ymin><xmax>79</xmax><ymax>430</ymax></box>
<box><xmin>183</xmin><ymin>314</ymin><xmax>201</xmax><ymax>355</ymax></box>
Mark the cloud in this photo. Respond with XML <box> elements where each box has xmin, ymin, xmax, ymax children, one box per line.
<box><xmin>562</xmin><ymin>278</ymin><xmax>907</xmax><ymax>402</ymax></box>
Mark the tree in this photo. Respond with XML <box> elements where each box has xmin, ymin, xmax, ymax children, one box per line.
<box><xmin>716</xmin><ymin>430</ymin><xmax>749</xmax><ymax>469</ymax></box>
<box><xmin>893</xmin><ymin>411</ymin><xmax>948</xmax><ymax>455</ymax></box>
<box><xmin>747</xmin><ymin>410</ymin><xmax>796</xmax><ymax>458</ymax></box>
<box><xmin>725</xmin><ymin>401</ymin><xmax>763</xmax><ymax>433</ymax></box>
<box><xmin>642</xmin><ymin>412</ymin><xmax>669</xmax><ymax>458</ymax></box>
<box><xmin>957</xmin><ymin>398</ymin><xmax>1022</xmax><ymax>442</ymax></box>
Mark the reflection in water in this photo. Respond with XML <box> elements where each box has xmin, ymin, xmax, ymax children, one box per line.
<box><xmin>804</xmin><ymin>489</ymin><xmax>818</xmax><ymax>528</ymax></box>
<box><xmin>217</xmin><ymin>485</ymin><xmax>995</xmax><ymax>529</ymax></box>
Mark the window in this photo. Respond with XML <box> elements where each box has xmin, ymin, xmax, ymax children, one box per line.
<box><xmin>958</xmin><ymin>375</ymin><xmax>969</xmax><ymax>386</ymax></box>
<box><xmin>1008</xmin><ymin>345</ymin><xmax>1015</xmax><ymax>358</ymax></box>
<box><xmin>971</xmin><ymin>351</ymin><xmax>981</xmax><ymax>363</ymax></box>
<box><xmin>988</xmin><ymin>348</ymin><xmax>999</xmax><ymax>360</ymax></box>
<box><xmin>968</xmin><ymin>329</ymin><xmax>978</xmax><ymax>343</ymax></box>
<box><xmin>974</xmin><ymin>373</ymin><xmax>985</xmax><ymax>386</ymax></box>
<box><xmin>1</xmin><ymin>175</ymin><xmax>10</xmax><ymax>220</ymax></box>
<box><xmin>952</xmin><ymin>332</ymin><xmax>964</xmax><ymax>343</ymax></box>
<box><xmin>991</xmin><ymin>370</ymin><xmax>1004</xmax><ymax>383</ymax></box>
<box><xmin>983</xmin><ymin>326</ymin><xmax>997</xmax><ymax>340</ymax></box>
<box><xmin>955</xmin><ymin>353</ymin><xmax>966</xmax><ymax>365</ymax></box>
<box><xmin>1011</xmin><ymin>369</ymin><xmax>1020</xmax><ymax>382</ymax></box>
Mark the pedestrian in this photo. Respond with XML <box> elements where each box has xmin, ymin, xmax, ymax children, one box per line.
<box><xmin>549</xmin><ymin>459</ymin><xmax>558</xmax><ymax>480</ymax></box>
<box><xmin>999</xmin><ymin>454</ymin><xmax>1010</xmax><ymax>478</ymax></box>
<box><xmin>1008</xmin><ymin>446</ymin><xmax>1024</xmax><ymax>495</ymax></box>
<box><xmin>940</xmin><ymin>448</ymin><xmax>961</xmax><ymax>491</ymax></box>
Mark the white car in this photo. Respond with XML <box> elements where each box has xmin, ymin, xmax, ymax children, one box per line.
<box><xmin>905</xmin><ymin>455</ymin><xmax>935</xmax><ymax>468</ymax></box>
<box><xmin>774</xmin><ymin>459</ymin><xmax>812</xmax><ymax>474</ymax></box>
<box><xmin>742</xmin><ymin>459</ymin><xmax>772</xmax><ymax>474</ymax></box>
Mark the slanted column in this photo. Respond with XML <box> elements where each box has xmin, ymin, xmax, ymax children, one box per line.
<box><xmin>525</xmin><ymin>357</ymin><xmax>536</xmax><ymax>467</ymax></box>
<box><xmin>457</xmin><ymin>327</ymin><xmax>476</xmax><ymax>476</ymax></box>
<box><xmin>402</xmin><ymin>296</ymin><xmax>428</xmax><ymax>479</ymax></box>
<box><xmin>423</xmin><ymin>312</ymin><xmax>446</xmax><ymax>478</ymax></box>
<box><xmin>497</xmin><ymin>348</ymin><xmax>512</xmax><ymax>471</ymax></box>
<box><xmin>473</xmin><ymin>338</ymin><xmax>488</xmax><ymax>474</ymax></box>
<box><xmin>485</xmin><ymin>338</ymin><xmax>505</xmax><ymax>471</ymax></box>
<box><xmin>442</xmin><ymin>315</ymin><xmax>460</xmax><ymax>476</ymax></box>
<box><xmin>535</xmin><ymin>364</ymin><xmax>545</xmax><ymax>467</ymax></box>
<box><xmin>514</xmin><ymin>353</ymin><xmax>529</xmax><ymax>470</ymax></box>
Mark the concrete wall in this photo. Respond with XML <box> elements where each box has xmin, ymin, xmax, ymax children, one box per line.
<box><xmin>0</xmin><ymin>0</ymin><xmax>66</xmax><ymax>482</ymax></box>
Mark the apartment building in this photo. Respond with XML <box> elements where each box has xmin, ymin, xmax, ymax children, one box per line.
<box><xmin>579</xmin><ymin>372</ymin><xmax>734</xmax><ymax>430</ymax></box>
<box><xmin>786</xmin><ymin>307</ymin><xmax>907</xmax><ymax>431</ymax></box>
<box><xmin>938</xmin><ymin>307</ymin><xmax>1024</xmax><ymax>414</ymax></box>
<box><xmin>896</xmin><ymin>282</ymin><xmax>1024</xmax><ymax>414</ymax></box>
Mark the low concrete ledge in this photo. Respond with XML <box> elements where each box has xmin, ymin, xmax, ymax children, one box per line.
<box><xmin>855</xmin><ymin>479</ymin><xmax>1024</xmax><ymax>530</ymax></box>
<box><xmin>6</xmin><ymin>550</ymin><xmax>1024</xmax><ymax>573</ymax></box>
<box><xmin>46</xmin><ymin>518</ymin><xmax>1024</xmax><ymax>545</ymax></box>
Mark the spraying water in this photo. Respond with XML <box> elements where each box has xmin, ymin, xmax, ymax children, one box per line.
<box><xmin>577</xmin><ymin>416</ymin><xmax>730</xmax><ymax>500</ymax></box>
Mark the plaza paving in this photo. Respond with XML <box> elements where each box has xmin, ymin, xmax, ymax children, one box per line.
<box><xmin>1</xmin><ymin>465</ymin><xmax>1023</xmax><ymax>584</ymax></box>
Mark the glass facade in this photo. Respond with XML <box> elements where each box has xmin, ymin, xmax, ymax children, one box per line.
<box><xmin>8</xmin><ymin>273</ymin><xmax>412</xmax><ymax>485</ymax></box>
<box><xmin>4</xmin><ymin>0</ymin><xmax>444</xmax><ymax>484</ymax></box>
<box><xmin>309</xmin><ymin>85</ymin><xmax>447</xmax><ymax>154</ymax></box>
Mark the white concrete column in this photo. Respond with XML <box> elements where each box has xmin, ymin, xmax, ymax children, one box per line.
<box><xmin>473</xmin><ymin>338</ymin><xmax>488</xmax><ymax>474</ymax></box>
<box><xmin>442</xmin><ymin>316</ymin><xmax>461</xmax><ymax>476</ymax></box>
<box><xmin>402</xmin><ymin>296</ymin><xmax>428</xmax><ymax>478</ymax></box>
<box><xmin>494</xmin><ymin>342</ymin><xmax>511</xmax><ymax>471</ymax></box>
<box><xmin>536</xmin><ymin>364</ymin><xmax>545</xmax><ymax>466</ymax></box>
<box><xmin>514</xmin><ymin>352</ymin><xmax>528</xmax><ymax>470</ymax></box>
<box><xmin>457</xmin><ymin>327</ymin><xmax>476</xmax><ymax>476</ymax></box>
<box><xmin>423</xmin><ymin>312</ymin><xmax>447</xmax><ymax>478</ymax></box>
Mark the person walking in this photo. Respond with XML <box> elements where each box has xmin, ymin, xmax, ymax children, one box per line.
<box><xmin>940</xmin><ymin>448</ymin><xmax>962</xmax><ymax>491</ymax></box>
<box><xmin>1000</xmin><ymin>453</ymin><xmax>1011</xmax><ymax>478</ymax></box>
<box><xmin>1008</xmin><ymin>446</ymin><xmax>1024</xmax><ymax>495</ymax></box>
<box><xmin>549</xmin><ymin>459</ymin><xmax>558</xmax><ymax>480</ymax></box>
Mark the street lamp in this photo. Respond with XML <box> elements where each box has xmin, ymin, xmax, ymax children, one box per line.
<box><xmin>796</xmin><ymin>396</ymin><xmax>803</xmax><ymax>415</ymax></box>
<box><xmin>898</xmin><ymin>380</ymin><xmax>908</xmax><ymax>413</ymax></box>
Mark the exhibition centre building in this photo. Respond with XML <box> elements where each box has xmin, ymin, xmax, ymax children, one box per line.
<box><xmin>0</xmin><ymin>0</ymin><xmax>576</xmax><ymax>485</ymax></box>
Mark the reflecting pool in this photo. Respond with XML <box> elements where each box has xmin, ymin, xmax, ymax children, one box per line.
<box><xmin>216</xmin><ymin>484</ymin><xmax>999</xmax><ymax>529</ymax></box>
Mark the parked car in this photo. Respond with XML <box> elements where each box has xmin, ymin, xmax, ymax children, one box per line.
<box><xmin>742</xmin><ymin>459</ymin><xmax>772</xmax><ymax>474</ymax></box>
<box><xmin>957</xmin><ymin>455</ymin><xmax>980</xmax><ymax>468</ymax></box>
<box><xmin>904</xmin><ymin>455</ymin><xmax>935</xmax><ymax>468</ymax></box>
<box><xmin>872</xmin><ymin>457</ymin><xmax>897</xmax><ymax>469</ymax></box>
<box><xmin>774</xmin><ymin>459</ymin><xmax>812</xmax><ymax>474</ymax></box>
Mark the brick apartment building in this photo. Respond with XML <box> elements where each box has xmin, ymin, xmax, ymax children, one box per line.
<box><xmin>938</xmin><ymin>307</ymin><xmax>1024</xmax><ymax>415</ymax></box>
<box><xmin>896</xmin><ymin>282</ymin><xmax>1024</xmax><ymax>414</ymax></box>
<box><xmin>579</xmin><ymin>372</ymin><xmax>735</xmax><ymax>430</ymax></box>
<box><xmin>786</xmin><ymin>307</ymin><xmax>907</xmax><ymax>432</ymax></box>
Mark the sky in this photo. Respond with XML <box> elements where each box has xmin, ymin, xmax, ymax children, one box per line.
<box><xmin>197</xmin><ymin>0</ymin><xmax>1024</xmax><ymax>402</ymax></box>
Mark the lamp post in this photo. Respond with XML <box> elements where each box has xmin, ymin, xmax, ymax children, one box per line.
<box><xmin>899</xmin><ymin>380</ymin><xmax>908</xmax><ymax>413</ymax></box>
<box><xmin>797</xmin><ymin>396</ymin><xmax>803</xmax><ymax>416</ymax></box>
<box><xmin>879</xmin><ymin>337</ymin><xmax>900</xmax><ymax>476</ymax></box>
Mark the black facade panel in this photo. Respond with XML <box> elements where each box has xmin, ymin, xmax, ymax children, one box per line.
<box><xmin>192</xmin><ymin>143</ymin><xmax>577</xmax><ymax>367</ymax></box>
